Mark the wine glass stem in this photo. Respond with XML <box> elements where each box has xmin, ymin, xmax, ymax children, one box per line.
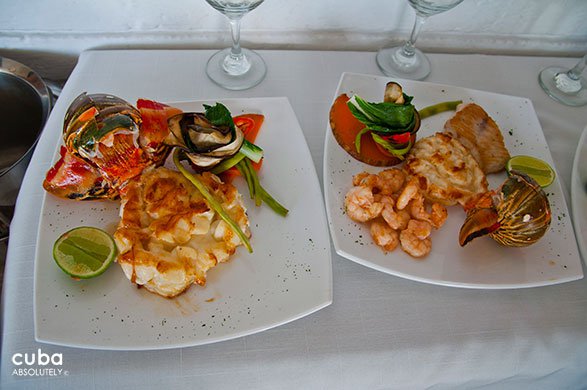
<box><xmin>401</xmin><ymin>14</ymin><xmax>428</xmax><ymax>58</ymax></box>
<box><xmin>223</xmin><ymin>15</ymin><xmax>251</xmax><ymax>75</ymax></box>
<box><xmin>566</xmin><ymin>54</ymin><xmax>587</xmax><ymax>80</ymax></box>
<box><xmin>229</xmin><ymin>17</ymin><xmax>243</xmax><ymax>58</ymax></box>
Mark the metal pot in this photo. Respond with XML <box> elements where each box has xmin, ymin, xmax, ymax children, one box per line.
<box><xmin>0</xmin><ymin>57</ymin><xmax>53</xmax><ymax>240</ymax></box>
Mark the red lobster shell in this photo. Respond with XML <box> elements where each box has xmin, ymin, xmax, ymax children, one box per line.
<box><xmin>459</xmin><ymin>171</ymin><xmax>551</xmax><ymax>247</ymax></box>
<box><xmin>43</xmin><ymin>93</ymin><xmax>180</xmax><ymax>200</ymax></box>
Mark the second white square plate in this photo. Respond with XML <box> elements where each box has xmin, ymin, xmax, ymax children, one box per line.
<box><xmin>324</xmin><ymin>72</ymin><xmax>583</xmax><ymax>289</ymax></box>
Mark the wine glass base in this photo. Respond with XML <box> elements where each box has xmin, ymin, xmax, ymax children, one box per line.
<box><xmin>206</xmin><ymin>48</ymin><xmax>267</xmax><ymax>91</ymax></box>
<box><xmin>538</xmin><ymin>66</ymin><xmax>587</xmax><ymax>107</ymax></box>
<box><xmin>376</xmin><ymin>46</ymin><xmax>431</xmax><ymax>80</ymax></box>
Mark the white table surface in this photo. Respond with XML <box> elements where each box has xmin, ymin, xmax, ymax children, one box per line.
<box><xmin>2</xmin><ymin>50</ymin><xmax>587</xmax><ymax>389</ymax></box>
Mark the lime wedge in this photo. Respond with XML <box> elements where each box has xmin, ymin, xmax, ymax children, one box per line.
<box><xmin>53</xmin><ymin>227</ymin><xmax>117</xmax><ymax>279</ymax></box>
<box><xmin>506</xmin><ymin>155</ymin><xmax>555</xmax><ymax>188</ymax></box>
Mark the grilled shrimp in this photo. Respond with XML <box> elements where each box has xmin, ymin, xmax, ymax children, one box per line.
<box><xmin>344</xmin><ymin>185</ymin><xmax>383</xmax><ymax>222</ymax></box>
<box><xmin>429</xmin><ymin>203</ymin><xmax>448</xmax><ymax>229</ymax></box>
<box><xmin>396</xmin><ymin>178</ymin><xmax>420</xmax><ymax>210</ymax></box>
<box><xmin>353</xmin><ymin>169</ymin><xmax>406</xmax><ymax>196</ymax></box>
<box><xmin>399</xmin><ymin>219</ymin><xmax>432</xmax><ymax>258</ymax></box>
<box><xmin>352</xmin><ymin>172</ymin><xmax>377</xmax><ymax>187</ymax></box>
<box><xmin>380</xmin><ymin>195</ymin><xmax>411</xmax><ymax>231</ymax></box>
<box><xmin>370</xmin><ymin>220</ymin><xmax>399</xmax><ymax>252</ymax></box>
<box><xmin>408</xmin><ymin>194</ymin><xmax>448</xmax><ymax>229</ymax></box>
<box><xmin>377</xmin><ymin>168</ymin><xmax>406</xmax><ymax>195</ymax></box>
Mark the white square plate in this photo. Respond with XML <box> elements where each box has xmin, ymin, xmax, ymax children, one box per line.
<box><xmin>34</xmin><ymin>97</ymin><xmax>332</xmax><ymax>350</ymax></box>
<box><xmin>324</xmin><ymin>72</ymin><xmax>583</xmax><ymax>289</ymax></box>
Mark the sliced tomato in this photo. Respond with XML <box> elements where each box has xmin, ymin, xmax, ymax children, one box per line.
<box><xmin>234</xmin><ymin>114</ymin><xmax>264</xmax><ymax>143</ymax></box>
<box><xmin>219</xmin><ymin>114</ymin><xmax>265</xmax><ymax>183</ymax></box>
<box><xmin>373</xmin><ymin>131</ymin><xmax>413</xmax><ymax>157</ymax></box>
<box><xmin>387</xmin><ymin>132</ymin><xmax>411</xmax><ymax>144</ymax></box>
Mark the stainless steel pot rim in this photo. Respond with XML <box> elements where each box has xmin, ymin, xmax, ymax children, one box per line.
<box><xmin>0</xmin><ymin>56</ymin><xmax>52</xmax><ymax>177</ymax></box>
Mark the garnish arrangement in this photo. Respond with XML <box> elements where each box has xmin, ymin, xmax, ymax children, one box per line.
<box><xmin>166</xmin><ymin>103</ymin><xmax>288</xmax><ymax>218</ymax></box>
<box><xmin>330</xmin><ymin>82</ymin><xmax>460</xmax><ymax>166</ymax></box>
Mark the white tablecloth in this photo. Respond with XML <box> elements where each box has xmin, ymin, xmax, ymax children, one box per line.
<box><xmin>2</xmin><ymin>50</ymin><xmax>586</xmax><ymax>389</ymax></box>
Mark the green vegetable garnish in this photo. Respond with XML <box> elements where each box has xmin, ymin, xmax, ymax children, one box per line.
<box><xmin>203</xmin><ymin>103</ymin><xmax>235</xmax><ymax>132</ymax></box>
<box><xmin>235</xmin><ymin>159</ymin><xmax>289</xmax><ymax>217</ymax></box>
<box><xmin>348</xmin><ymin>90</ymin><xmax>463</xmax><ymax>159</ymax></box>
<box><xmin>211</xmin><ymin>140</ymin><xmax>264</xmax><ymax>175</ymax></box>
<box><xmin>354</xmin><ymin>127</ymin><xmax>370</xmax><ymax>154</ymax></box>
<box><xmin>347</xmin><ymin>95</ymin><xmax>416</xmax><ymax>132</ymax></box>
<box><xmin>347</xmin><ymin>93</ymin><xmax>418</xmax><ymax>157</ymax></box>
<box><xmin>171</xmin><ymin>102</ymin><xmax>287</xmax><ymax>218</ymax></box>
<box><xmin>239</xmin><ymin>140</ymin><xmax>264</xmax><ymax>163</ymax></box>
<box><xmin>371</xmin><ymin>133</ymin><xmax>412</xmax><ymax>159</ymax></box>
<box><xmin>210</xmin><ymin>152</ymin><xmax>247</xmax><ymax>175</ymax></box>
<box><xmin>204</xmin><ymin>104</ymin><xmax>287</xmax><ymax>216</ymax></box>
<box><xmin>418</xmin><ymin>100</ymin><xmax>462</xmax><ymax>119</ymax></box>
<box><xmin>173</xmin><ymin>149</ymin><xmax>253</xmax><ymax>253</ymax></box>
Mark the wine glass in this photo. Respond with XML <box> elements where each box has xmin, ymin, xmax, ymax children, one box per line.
<box><xmin>205</xmin><ymin>0</ymin><xmax>266</xmax><ymax>90</ymax></box>
<box><xmin>376</xmin><ymin>0</ymin><xmax>464</xmax><ymax>80</ymax></box>
<box><xmin>538</xmin><ymin>54</ymin><xmax>587</xmax><ymax>107</ymax></box>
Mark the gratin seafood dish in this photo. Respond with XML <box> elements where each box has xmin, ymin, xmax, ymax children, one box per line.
<box><xmin>114</xmin><ymin>167</ymin><xmax>251</xmax><ymax>298</ymax></box>
<box><xmin>324</xmin><ymin>72</ymin><xmax>581</xmax><ymax>288</ymax></box>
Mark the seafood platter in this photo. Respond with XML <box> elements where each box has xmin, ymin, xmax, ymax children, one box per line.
<box><xmin>324</xmin><ymin>72</ymin><xmax>583</xmax><ymax>288</ymax></box>
<box><xmin>34</xmin><ymin>95</ymin><xmax>332</xmax><ymax>350</ymax></box>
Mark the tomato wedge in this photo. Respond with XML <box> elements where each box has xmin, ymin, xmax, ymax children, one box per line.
<box><xmin>234</xmin><ymin>114</ymin><xmax>264</xmax><ymax>143</ymax></box>
<box><xmin>220</xmin><ymin>114</ymin><xmax>265</xmax><ymax>183</ymax></box>
<box><xmin>387</xmin><ymin>132</ymin><xmax>411</xmax><ymax>144</ymax></box>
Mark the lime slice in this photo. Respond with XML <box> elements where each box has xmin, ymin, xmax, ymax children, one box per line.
<box><xmin>53</xmin><ymin>227</ymin><xmax>117</xmax><ymax>279</ymax></box>
<box><xmin>506</xmin><ymin>155</ymin><xmax>555</xmax><ymax>188</ymax></box>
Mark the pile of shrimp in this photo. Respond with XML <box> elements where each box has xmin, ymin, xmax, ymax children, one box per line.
<box><xmin>344</xmin><ymin>168</ymin><xmax>448</xmax><ymax>258</ymax></box>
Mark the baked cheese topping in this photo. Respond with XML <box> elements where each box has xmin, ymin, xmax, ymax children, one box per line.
<box><xmin>113</xmin><ymin>167</ymin><xmax>250</xmax><ymax>298</ymax></box>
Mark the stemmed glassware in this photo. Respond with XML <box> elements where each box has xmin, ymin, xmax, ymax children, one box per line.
<box><xmin>376</xmin><ymin>0</ymin><xmax>464</xmax><ymax>80</ymax></box>
<box><xmin>538</xmin><ymin>54</ymin><xmax>587</xmax><ymax>107</ymax></box>
<box><xmin>205</xmin><ymin>0</ymin><xmax>266</xmax><ymax>90</ymax></box>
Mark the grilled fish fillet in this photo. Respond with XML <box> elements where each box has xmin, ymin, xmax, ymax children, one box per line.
<box><xmin>404</xmin><ymin>132</ymin><xmax>489</xmax><ymax>206</ymax></box>
<box><xmin>113</xmin><ymin>167</ymin><xmax>250</xmax><ymax>298</ymax></box>
<box><xmin>443</xmin><ymin>103</ymin><xmax>510</xmax><ymax>174</ymax></box>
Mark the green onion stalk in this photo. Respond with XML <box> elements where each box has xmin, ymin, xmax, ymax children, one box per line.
<box><xmin>235</xmin><ymin>159</ymin><xmax>289</xmax><ymax>217</ymax></box>
<box><xmin>173</xmin><ymin>149</ymin><xmax>253</xmax><ymax>253</ymax></box>
<box><xmin>418</xmin><ymin>100</ymin><xmax>462</xmax><ymax>119</ymax></box>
